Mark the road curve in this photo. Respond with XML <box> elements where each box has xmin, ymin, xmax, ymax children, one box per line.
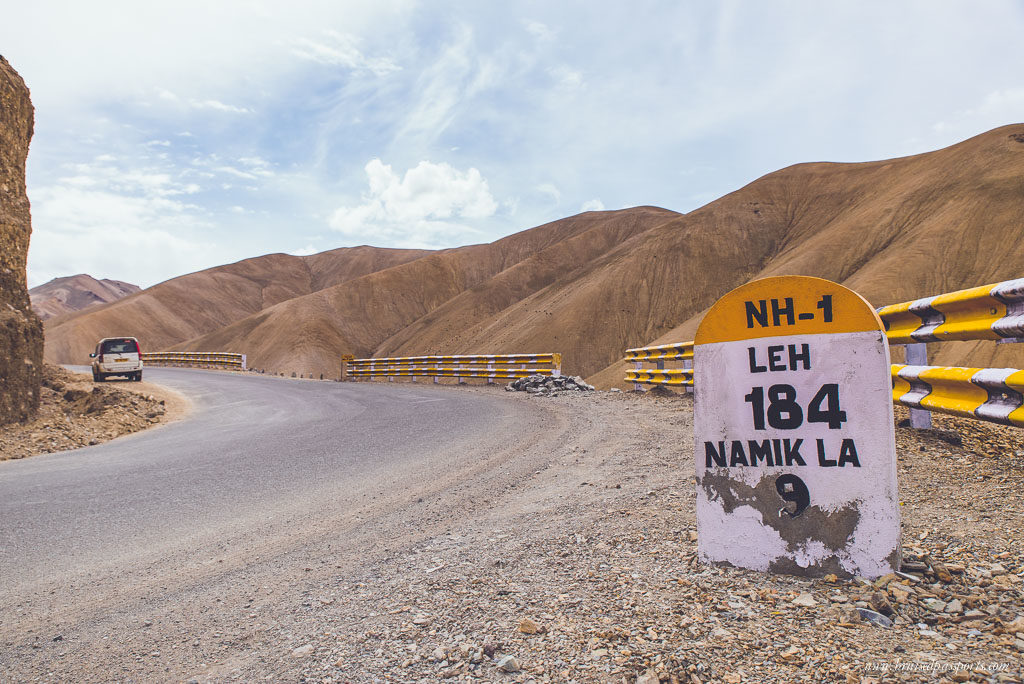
<box><xmin>0</xmin><ymin>369</ymin><xmax>549</xmax><ymax>595</ymax></box>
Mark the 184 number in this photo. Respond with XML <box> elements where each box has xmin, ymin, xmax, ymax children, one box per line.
<box><xmin>743</xmin><ymin>383</ymin><xmax>847</xmax><ymax>430</ymax></box>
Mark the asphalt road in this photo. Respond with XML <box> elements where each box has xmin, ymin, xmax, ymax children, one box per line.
<box><xmin>0</xmin><ymin>368</ymin><xmax>539</xmax><ymax>596</ymax></box>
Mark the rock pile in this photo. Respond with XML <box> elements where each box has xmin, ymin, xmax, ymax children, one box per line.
<box><xmin>506</xmin><ymin>374</ymin><xmax>594</xmax><ymax>394</ymax></box>
<box><xmin>0</xmin><ymin>365</ymin><xmax>167</xmax><ymax>460</ymax></box>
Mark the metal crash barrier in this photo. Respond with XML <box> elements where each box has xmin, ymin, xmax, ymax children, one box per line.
<box><xmin>891</xmin><ymin>365</ymin><xmax>1024</xmax><ymax>428</ymax></box>
<box><xmin>345</xmin><ymin>353</ymin><xmax>561</xmax><ymax>384</ymax></box>
<box><xmin>876</xmin><ymin>278</ymin><xmax>1024</xmax><ymax>344</ymax></box>
<box><xmin>141</xmin><ymin>351</ymin><xmax>247</xmax><ymax>371</ymax></box>
<box><xmin>878</xmin><ymin>277</ymin><xmax>1024</xmax><ymax>428</ymax></box>
<box><xmin>624</xmin><ymin>342</ymin><xmax>693</xmax><ymax>391</ymax></box>
<box><xmin>623</xmin><ymin>277</ymin><xmax>1024</xmax><ymax>429</ymax></box>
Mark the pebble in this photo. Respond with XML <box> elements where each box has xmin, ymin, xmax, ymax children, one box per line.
<box><xmin>291</xmin><ymin>644</ymin><xmax>314</xmax><ymax>657</ymax></box>
<box><xmin>791</xmin><ymin>592</ymin><xmax>817</xmax><ymax>607</ymax></box>
<box><xmin>495</xmin><ymin>654</ymin><xmax>520</xmax><ymax>672</ymax></box>
<box><xmin>857</xmin><ymin>608</ymin><xmax>893</xmax><ymax>628</ymax></box>
<box><xmin>518</xmin><ymin>617</ymin><xmax>543</xmax><ymax>634</ymax></box>
<box><xmin>636</xmin><ymin>670</ymin><xmax>659</xmax><ymax>684</ymax></box>
<box><xmin>870</xmin><ymin>591</ymin><xmax>895</xmax><ymax>616</ymax></box>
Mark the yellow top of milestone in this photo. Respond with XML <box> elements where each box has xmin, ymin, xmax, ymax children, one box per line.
<box><xmin>695</xmin><ymin>275</ymin><xmax>885</xmax><ymax>345</ymax></box>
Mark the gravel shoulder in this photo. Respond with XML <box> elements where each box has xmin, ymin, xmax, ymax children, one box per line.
<box><xmin>0</xmin><ymin>365</ymin><xmax>189</xmax><ymax>461</ymax></box>
<box><xmin>1</xmin><ymin>385</ymin><xmax>1022</xmax><ymax>683</ymax></box>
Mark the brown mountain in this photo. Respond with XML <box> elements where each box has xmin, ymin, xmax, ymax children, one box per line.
<box><xmin>45</xmin><ymin>125</ymin><xmax>1024</xmax><ymax>383</ymax></box>
<box><xmin>587</xmin><ymin>124</ymin><xmax>1024</xmax><ymax>387</ymax></box>
<box><xmin>43</xmin><ymin>246</ymin><xmax>432</xmax><ymax>364</ymax></box>
<box><xmin>30</xmin><ymin>274</ymin><xmax>140</xmax><ymax>320</ymax></box>
<box><xmin>160</xmin><ymin>207</ymin><xmax>678</xmax><ymax>375</ymax></box>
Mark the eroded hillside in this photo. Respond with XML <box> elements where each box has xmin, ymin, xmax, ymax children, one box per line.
<box><xmin>30</xmin><ymin>274</ymin><xmax>140</xmax><ymax>320</ymax></box>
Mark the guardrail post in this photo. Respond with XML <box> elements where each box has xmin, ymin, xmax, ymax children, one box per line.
<box><xmin>633</xmin><ymin>361</ymin><xmax>642</xmax><ymax>391</ymax></box>
<box><xmin>905</xmin><ymin>343</ymin><xmax>932</xmax><ymax>429</ymax></box>
<box><xmin>241</xmin><ymin>354</ymin><xmax>247</xmax><ymax>370</ymax></box>
<box><xmin>487</xmin><ymin>361</ymin><xmax>494</xmax><ymax>384</ymax></box>
<box><xmin>683</xmin><ymin>358</ymin><xmax>693</xmax><ymax>394</ymax></box>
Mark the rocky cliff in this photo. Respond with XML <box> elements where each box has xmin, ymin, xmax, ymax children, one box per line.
<box><xmin>0</xmin><ymin>56</ymin><xmax>42</xmax><ymax>424</ymax></box>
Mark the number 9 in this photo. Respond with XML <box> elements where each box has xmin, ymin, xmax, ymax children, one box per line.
<box><xmin>776</xmin><ymin>474</ymin><xmax>810</xmax><ymax>518</ymax></box>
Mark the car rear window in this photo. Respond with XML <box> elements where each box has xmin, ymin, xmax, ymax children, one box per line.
<box><xmin>101</xmin><ymin>339</ymin><xmax>139</xmax><ymax>354</ymax></box>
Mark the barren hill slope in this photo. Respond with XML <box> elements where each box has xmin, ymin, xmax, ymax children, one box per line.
<box><xmin>170</xmin><ymin>208</ymin><xmax>679</xmax><ymax>375</ymax></box>
<box><xmin>587</xmin><ymin>124</ymin><xmax>1024</xmax><ymax>387</ymax></box>
<box><xmin>30</xmin><ymin>274</ymin><xmax>139</xmax><ymax>320</ymax></box>
<box><xmin>43</xmin><ymin>246</ymin><xmax>431</xmax><ymax>365</ymax></box>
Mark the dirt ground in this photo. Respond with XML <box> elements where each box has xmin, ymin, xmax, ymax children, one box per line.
<box><xmin>0</xmin><ymin>365</ymin><xmax>188</xmax><ymax>460</ymax></box>
<box><xmin>2</xmin><ymin>383</ymin><xmax>1022</xmax><ymax>683</ymax></box>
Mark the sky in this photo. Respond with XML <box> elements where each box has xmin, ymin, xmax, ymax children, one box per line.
<box><xmin>4</xmin><ymin>1</ymin><xmax>1023</xmax><ymax>289</ymax></box>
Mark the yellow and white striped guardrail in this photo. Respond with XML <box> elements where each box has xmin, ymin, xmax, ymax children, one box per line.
<box><xmin>877</xmin><ymin>277</ymin><xmax>1024</xmax><ymax>344</ymax></box>
<box><xmin>141</xmin><ymin>351</ymin><xmax>247</xmax><ymax>370</ymax></box>
<box><xmin>623</xmin><ymin>342</ymin><xmax>694</xmax><ymax>362</ymax></box>
<box><xmin>624</xmin><ymin>342</ymin><xmax>694</xmax><ymax>390</ymax></box>
<box><xmin>624</xmin><ymin>368</ymin><xmax>694</xmax><ymax>386</ymax></box>
<box><xmin>345</xmin><ymin>353</ymin><xmax>561</xmax><ymax>384</ymax></box>
<box><xmin>891</xmin><ymin>365</ymin><xmax>1024</xmax><ymax>427</ymax></box>
<box><xmin>623</xmin><ymin>276</ymin><xmax>1024</xmax><ymax>429</ymax></box>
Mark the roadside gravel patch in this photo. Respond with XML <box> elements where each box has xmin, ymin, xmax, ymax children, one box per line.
<box><xmin>2</xmin><ymin>386</ymin><xmax>1022</xmax><ymax>683</ymax></box>
<box><xmin>0</xmin><ymin>365</ymin><xmax>187</xmax><ymax>460</ymax></box>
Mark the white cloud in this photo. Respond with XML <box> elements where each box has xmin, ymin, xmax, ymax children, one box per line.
<box><xmin>548</xmin><ymin>65</ymin><xmax>583</xmax><ymax>90</ymax></box>
<box><xmin>329</xmin><ymin>159</ymin><xmax>497</xmax><ymax>246</ymax></box>
<box><xmin>189</xmin><ymin>99</ymin><xmax>252</xmax><ymax>114</ymax></box>
<box><xmin>289</xmin><ymin>245</ymin><xmax>319</xmax><ymax>256</ymax></box>
<box><xmin>524</xmin><ymin>20</ymin><xmax>554</xmax><ymax>42</ymax></box>
<box><xmin>25</xmin><ymin>155</ymin><xmax>227</xmax><ymax>287</ymax></box>
<box><xmin>580</xmin><ymin>199</ymin><xmax>604</xmax><ymax>212</ymax></box>
<box><xmin>151</xmin><ymin>88</ymin><xmax>252</xmax><ymax>114</ymax></box>
<box><xmin>27</xmin><ymin>185</ymin><xmax>218</xmax><ymax>288</ymax></box>
<box><xmin>190</xmin><ymin>154</ymin><xmax>276</xmax><ymax>181</ymax></box>
<box><xmin>536</xmin><ymin>183</ymin><xmax>561</xmax><ymax>204</ymax></box>
<box><xmin>391</xmin><ymin>25</ymin><xmax>481</xmax><ymax>149</ymax></box>
<box><xmin>291</xmin><ymin>30</ymin><xmax>400</xmax><ymax>76</ymax></box>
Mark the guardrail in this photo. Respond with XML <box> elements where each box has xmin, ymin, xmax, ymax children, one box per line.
<box><xmin>891</xmin><ymin>365</ymin><xmax>1024</xmax><ymax>428</ymax></box>
<box><xmin>876</xmin><ymin>278</ymin><xmax>1024</xmax><ymax>344</ymax></box>
<box><xmin>623</xmin><ymin>277</ymin><xmax>1023</xmax><ymax>429</ymax></box>
<box><xmin>141</xmin><ymin>351</ymin><xmax>247</xmax><ymax>371</ymax></box>
<box><xmin>345</xmin><ymin>353</ymin><xmax>561</xmax><ymax>384</ymax></box>
<box><xmin>624</xmin><ymin>342</ymin><xmax>693</xmax><ymax>392</ymax></box>
<box><xmin>878</xmin><ymin>277</ymin><xmax>1024</xmax><ymax>428</ymax></box>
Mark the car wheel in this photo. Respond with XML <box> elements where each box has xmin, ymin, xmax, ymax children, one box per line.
<box><xmin>94</xmin><ymin>372</ymin><xmax>104</xmax><ymax>382</ymax></box>
<box><xmin>135</xmin><ymin>372</ymin><xmax>143</xmax><ymax>381</ymax></box>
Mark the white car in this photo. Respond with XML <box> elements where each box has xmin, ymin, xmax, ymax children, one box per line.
<box><xmin>90</xmin><ymin>337</ymin><xmax>143</xmax><ymax>382</ymax></box>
